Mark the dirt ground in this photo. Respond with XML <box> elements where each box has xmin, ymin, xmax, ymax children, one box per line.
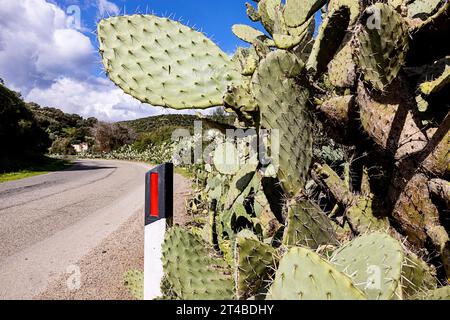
<box><xmin>36</xmin><ymin>173</ymin><xmax>192</xmax><ymax>300</ymax></box>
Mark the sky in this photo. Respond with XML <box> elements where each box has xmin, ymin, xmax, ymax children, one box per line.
<box><xmin>0</xmin><ymin>0</ymin><xmax>268</xmax><ymax>122</ymax></box>
<box><xmin>0</xmin><ymin>1</ymin><xmax>321</xmax><ymax>122</ymax></box>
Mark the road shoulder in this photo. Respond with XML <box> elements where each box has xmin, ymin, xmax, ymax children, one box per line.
<box><xmin>36</xmin><ymin>171</ymin><xmax>192</xmax><ymax>300</ymax></box>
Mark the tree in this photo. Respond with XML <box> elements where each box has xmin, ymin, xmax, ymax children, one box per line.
<box><xmin>209</xmin><ymin>107</ymin><xmax>235</xmax><ymax>125</ymax></box>
<box><xmin>92</xmin><ymin>122</ymin><xmax>136</xmax><ymax>153</ymax></box>
<box><xmin>0</xmin><ymin>84</ymin><xmax>50</xmax><ymax>160</ymax></box>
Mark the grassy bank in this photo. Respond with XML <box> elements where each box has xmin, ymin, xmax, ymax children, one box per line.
<box><xmin>0</xmin><ymin>157</ymin><xmax>72</xmax><ymax>183</ymax></box>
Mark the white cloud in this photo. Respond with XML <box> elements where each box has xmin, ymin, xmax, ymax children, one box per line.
<box><xmin>97</xmin><ymin>0</ymin><xmax>120</xmax><ymax>16</ymax></box>
<box><xmin>26</xmin><ymin>77</ymin><xmax>197</xmax><ymax>122</ymax></box>
<box><xmin>0</xmin><ymin>0</ymin><xmax>206</xmax><ymax>122</ymax></box>
<box><xmin>0</xmin><ymin>0</ymin><xmax>95</xmax><ymax>92</ymax></box>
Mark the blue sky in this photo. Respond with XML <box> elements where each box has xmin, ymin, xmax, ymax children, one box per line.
<box><xmin>56</xmin><ymin>0</ymin><xmax>264</xmax><ymax>77</ymax></box>
<box><xmin>0</xmin><ymin>0</ymin><xmax>319</xmax><ymax>121</ymax></box>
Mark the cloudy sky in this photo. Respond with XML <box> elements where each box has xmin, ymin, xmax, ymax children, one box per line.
<box><xmin>0</xmin><ymin>0</ymin><xmax>258</xmax><ymax>121</ymax></box>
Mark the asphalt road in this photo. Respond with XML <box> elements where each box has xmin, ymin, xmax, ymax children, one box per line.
<box><xmin>0</xmin><ymin>159</ymin><xmax>152</xmax><ymax>299</ymax></box>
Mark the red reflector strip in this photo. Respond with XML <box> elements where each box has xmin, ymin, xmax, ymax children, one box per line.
<box><xmin>150</xmin><ymin>173</ymin><xmax>159</xmax><ymax>217</ymax></box>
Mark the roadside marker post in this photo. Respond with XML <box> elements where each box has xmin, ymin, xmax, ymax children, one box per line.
<box><xmin>144</xmin><ymin>163</ymin><xmax>173</xmax><ymax>300</ymax></box>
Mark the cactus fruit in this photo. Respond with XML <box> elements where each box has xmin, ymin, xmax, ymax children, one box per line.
<box><xmin>267</xmin><ymin>247</ymin><xmax>366</xmax><ymax>300</ymax></box>
<box><xmin>355</xmin><ymin>3</ymin><xmax>409</xmax><ymax>91</ymax></box>
<box><xmin>234</xmin><ymin>235</ymin><xmax>277</xmax><ymax>299</ymax></box>
<box><xmin>252</xmin><ymin>50</ymin><xmax>313</xmax><ymax>197</ymax></box>
<box><xmin>123</xmin><ymin>270</ymin><xmax>144</xmax><ymax>300</ymax></box>
<box><xmin>98</xmin><ymin>15</ymin><xmax>242</xmax><ymax>109</ymax></box>
<box><xmin>283</xmin><ymin>0</ymin><xmax>327</xmax><ymax>28</ymax></box>
<box><xmin>162</xmin><ymin>227</ymin><xmax>234</xmax><ymax>299</ymax></box>
<box><xmin>283</xmin><ymin>199</ymin><xmax>339</xmax><ymax>249</ymax></box>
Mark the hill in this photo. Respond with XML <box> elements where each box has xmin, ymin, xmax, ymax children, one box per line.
<box><xmin>120</xmin><ymin>112</ymin><xmax>236</xmax><ymax>150</ymax></box>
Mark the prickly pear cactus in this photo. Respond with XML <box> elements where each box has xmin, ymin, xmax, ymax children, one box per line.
<box><xmin>252</xmin><ymin>50</ymin><xmax>313</xmax><ymax>197</ymax></box>
<box><xmin>330</xmin><ymin>233</ymin><xmax>405</xmax><ymax>300</ymax></box>
<box><xmin>355</xmin><ymin>3</ymin><xmax>409</xmax><ymax>91</ymax></box>
<box><xmin>283</xmin><ymin>0</ymin><xmax>327</xmax><ymax>28</ymax></box>
<box><xmin>234</xmin><ymin>234</ymin><xmax>277</xmax><ymax>299</ymax></box>
<box><xmin>232</xmin><ymin>24</ymin><xmax>267</xmax><ymax>44</ymax></box>
<box><xmin>98</xmin><ymin>0</ymin><xmax>450</xmax><ymax>300</ymax></box>
<box><xmin>283</xmin><ymin>199</ymin><xmax>338</xmax><ymax>249</ymax></box>
<box><xmin>267</xmin><ymin>247</ymin><xmax>366</xmax><ymax>300</ymax></box>
<box><xmin>402</xmin><ymin>251</ymin><xmax>437</xmax><ymax>298</ymax></box>
<box><xmin>407</xmin><ymin>0</ymin><xmax>445</xmax><ymax>19</ymax></box>
<box><xmin>123</xmin><ymin>270</ymin><xmax>144</xmax><ymax>300</ymax></box>
<box><xmin>161</xmin><ymin>227</ymin><xmax>234</xmax><ymax>299</ymax></box>
<box><xmin>98</xmin><ymin>15</ymin><xmax>242</xmax><ymax>109</ymax></box>
<box><xmin>307</xmin><ymin>5</ymin><xmax>351</xmax><ymax>75</ymax></box>
<box><xmin>414</xmin><ymin>286</ymin><xmax>450</xmax><ymax>300</ymax></box>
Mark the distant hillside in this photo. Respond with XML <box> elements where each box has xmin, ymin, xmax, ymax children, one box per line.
<box><xmin>120</xmin><ymin>114</ymin><xmax>201</xmax><ymax>134</ymax></box>
<box><xmin>28</xmin><ymin>103</ymin><xmax>97</xmax><ymax>144</ymax></box>
<box><xmin>120</xmin><ymin>112</ymin><xmax>236</xmax><ymax>150</ymax></box>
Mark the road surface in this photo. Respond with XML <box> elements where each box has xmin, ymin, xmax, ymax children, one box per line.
<box><xmin>0</xmin><ymin>159</ymin><xmax>152</xmax><ymax>299</ymax></box>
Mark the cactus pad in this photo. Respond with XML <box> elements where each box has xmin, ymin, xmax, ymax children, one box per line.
<box><xmin>234</xmin><ymin>235</ymin><xmax>277</xmax><ymax>299</ymax></box>
<box><xmin>407</xmin><ymin>0</ymin><xmax>445</xmax><ymax>20</ymax></box>
<box><xmin>329</xmin><ymin>0</ymin><xmax>361</xmax><ymax>25</ymax></box>
<box><xmin>162</xmin><ymin>227</ymin><xmax>234</xmax><ymax>299</ymax></box>
<box><xmin>246</xmin><ymin>2</ymin><xmax>261</xmax><ymax>22</ymax></box>
<box><xmin>307</xmin><ymin>6</ymin><xmax>351</xmax><ymax>75</ymax></box>
<box><xmin>283</xmin><ymin>0</ymin><xmax>327</xmax><ymax>28</ymax></box>
<box><xmin>355</xmin><ymin>3</ymin><xmax>409</xmax><ymax>91</ymax></box>
<box><xmin>98</xmin><ymin>15</ymin><xmax>242</xmax><ymax>109</ymax></box>
<box><xmin>232</xmin><ymin>24</ymin><xmax>267</xmax><ymax>44</ymax></box>
<box><xmin>327</xmin><ymin>35</ymin><xmax>356</xmax><ymax>88</ymax></box>
<box><xmin>283</xmin><ymin>199</ymin><xmax>339</xmax><ymax>249</ymax></box>
<box><xmin>123</xmin><ymin>270</ymin><xmax>144</xmax><ymax>300</ymax></box>
<box><xmin>402</xmin><ymin>252</ymin><xmax>437</xmax><ymax>298</ymax></box>
<box><xmin>418</xmin><ymin>64</ymin><xmax>450</xmax><ymax>96</ymax></box>
<box><xmin>252</xmin><ymin>50</ymin><xmax>313</xmax><ymax>197</ymax></box>
<box><xmin>331</xmin><ymin>233</ymin><xmax>404</xmax><ymax>300</ymax></box>
<box><xmin>267</xmin><ymin>247</ymin><xmax>366</xmax><ymax>300</ymax></box>
<box><xmin>415</xmin><ymin>286</ymin><xmax>450</xmax><ymax>300</ymax></box>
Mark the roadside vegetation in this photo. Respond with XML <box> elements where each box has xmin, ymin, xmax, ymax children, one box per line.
<box><xmin>0</xmin><ymin>157</ymin><xmax>71</xmax><ymax>183</ymax></box>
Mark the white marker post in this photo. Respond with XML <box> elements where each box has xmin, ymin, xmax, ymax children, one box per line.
<box><xmin>144</xmin><ymin>163</ymin><xmax>173</xmax><ymax>300</ymax></box>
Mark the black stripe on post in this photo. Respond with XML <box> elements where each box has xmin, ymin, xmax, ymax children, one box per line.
<box><xmin>145</xmin><ymin>163</ymin><xmax>173</xmax><ymax>226</ymax></box>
